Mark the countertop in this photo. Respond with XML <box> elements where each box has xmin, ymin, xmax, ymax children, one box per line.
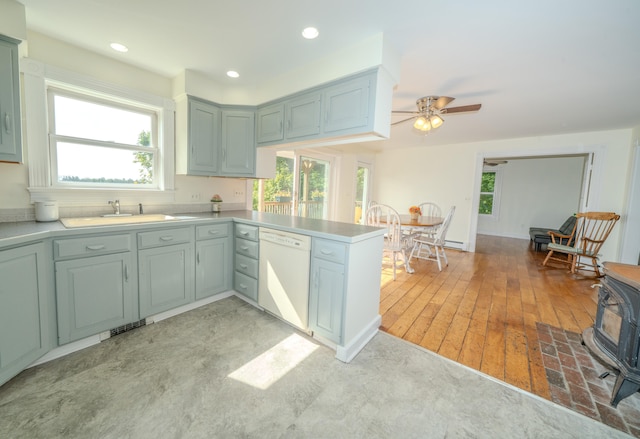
<box><xmin>0</xmin><ymin>210</ymin><xmax>385</xmax><ymax>248</ymax></box>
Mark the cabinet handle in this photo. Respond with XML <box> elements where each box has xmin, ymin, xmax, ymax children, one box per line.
<box><xmin>4</xmin><ymin>113</ymin><xmax>10</xmax><ymax>134</ymax></box>
<box><xmin>287</xmin><ymin>120</ymin><xmax>291</xmax><ymax>130</ymax></box>
<box><xmin>160</xmin><ymin>236</ymin><xmax>174</xmax><ymax>242</ymax></box>
<box><xmin>240</xmin><ymin>231</ymin><xmax>249</xmax><ymax>236</ymax></box>
<box><xmin>240</xmin><ymin>246</ymin><xmax>249</xmax><ymax>251</ymax></box>
<box><xmin>208</xmin><ymin>230</ymin><xmax>219</xmax><ymax>235</ymax></box>
<box><xmin>86</xmin><ymin>244</ymin><xmax>105</xmax><ymax>251</ymax></box>
<box><xmin>239</xmin><ymin>283</ymin><xmax>247</xmax><ymax>290</ymax></box>
<box><xmin>197</xmin><ymin>251</ymin><xmax>200</xmax><ymax>264</ymax></box>
<box><xmin>320</xmin><ymin>249</ymin><xmax>334</xmax><ymax>255</ymax></box>
<box><xmin>279</xmin><ymin>121</ymin><xmax>283</xmax><ymax>131</ymax></box>
<box><xmin>239</xmin><ymin>263</ymin><xmax>248</xmax><ymax>269</ymax></box>
<box><xmin>124</xmin><ymin>264</ymin><xmax>129</xmax><ymax>281</ymax></box>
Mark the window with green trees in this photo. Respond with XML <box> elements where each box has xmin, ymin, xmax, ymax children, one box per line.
<box><xmin>479</xmin><ymin>171</ymin><xmax>497</xmax><ymax>215</ymax></box>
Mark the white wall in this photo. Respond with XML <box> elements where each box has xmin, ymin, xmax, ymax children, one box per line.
<box><xmin>477</xmin><ymin>157</ymin><xmax>585</xmax><ymax>238</ymax></box>
<box><xmin>373</xmin><ymin>129</ymin><xmax>634</xmax><ymax>262</ymax></box>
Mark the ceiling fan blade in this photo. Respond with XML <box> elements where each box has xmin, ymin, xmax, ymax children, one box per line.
<box><xmin>432</xmin><ymin>96</ymin><xmax>455</xmax><ymax>110</ymax></box>
<box><xmin>441</xmin><ymin>104</ymin><xmax>482</xmax><ymax>114</ymax></box>
<box><xmin>391</xmin><ymin>116</ymin><xmax>418</xmax><ymax>126</ymax></box>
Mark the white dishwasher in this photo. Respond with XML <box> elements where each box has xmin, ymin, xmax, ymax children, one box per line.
<box><xmin>258</xmin><ymin>228</ymin><xmax>311</xmax><ymax>332</ymax></box>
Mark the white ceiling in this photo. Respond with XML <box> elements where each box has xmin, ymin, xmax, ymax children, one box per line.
<box><xmin>16</xmin><ymin>0</ymin><xmax>640</xmax><ymax>151</ymax></box>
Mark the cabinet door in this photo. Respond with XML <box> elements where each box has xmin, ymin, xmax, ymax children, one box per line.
<box><xmin>55</xmin><ymin>252</ymin><xmax>135</xmax><ymax>344</ymax></box>
<box><xmin>0</xmin><ymin>243</ymin><xmax>48</xmax><ymax>386</ymax></box>
<box><xmin>322</xmin><ymin>75</ymin><xmax>371</xmax><ymax>134</ymax></box>
<box><xmin>285</xmin><ymin>92</ymin><xmax>321</xmax><ymax>140</ymax></box>
<box><xmin>309</xmin><ymin>258</ymin><xmax>345</xmax><ymax>343</ymax></box>
<box><xmin>196</xmin><ymin>237</ymin><xmax>232</xmax><ymax>299</ymax></box>
<box><xmin>139</xmin><ymin>243</ymin><xmax>193</xmax><ymax>317</ymax></box>
<box><xmin>0</xmin><ymin>37</ymin><xmax>22</xmax><ymax>163</ymax></box>
<box><xmin>256</xmin><ymin>103</ymin><xmax>284</xmax><ymax>143</ymax></box>
<box><xmin>189</xmin><ymin>99</ymin><xmax>220</xmax><ymax>175</ymax></box>
<box><xmin>221</xmin><ymin>110</ymin><xmax>255</xmax><ymax>175</ymax></box>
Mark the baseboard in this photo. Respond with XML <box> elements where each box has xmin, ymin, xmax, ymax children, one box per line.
<box><xmin>335</xmin><ymin>314</ymin><xmax>382</xmax><ymax>363</ymax></box>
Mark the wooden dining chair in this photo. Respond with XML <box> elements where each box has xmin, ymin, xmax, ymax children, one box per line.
<box><xmin>415</xmin><ymin>202</ymin><xmax>443</xmax><ymax>236</ymax></box>
<box><xmin>409</xmin><ymin>206</ymin><xmax>456</xmax><ymax>271</ymax></box>
<box><xmin>365</xmin><ymin>203</ymin><xmax>414</xmax><ymax>280</ymax></box>
<box><xmin>542</xmin><ymin>211</ymin><xmax>620</xmax><ymax>277</ymax></box>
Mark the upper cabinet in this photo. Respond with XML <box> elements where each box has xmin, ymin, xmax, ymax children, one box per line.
<box><xmin>176</xmin><ymin>97</ymin><xmax>256</xmax><ymax>177</ymax></box>
<box><xmin>0</xmin><ymin>36</ymin><xmax>22</xmax><ymax>163</ymax></box>
<box><xmin>256</xmin><ymin>68</ymin><xmax>390</xmax><ymax>149</ymax></box>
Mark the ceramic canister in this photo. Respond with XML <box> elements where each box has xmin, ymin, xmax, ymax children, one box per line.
<box><xmin>35</xmin><ymin>201</ymin><xmax>59</xmax><ymax>222</ymax></box>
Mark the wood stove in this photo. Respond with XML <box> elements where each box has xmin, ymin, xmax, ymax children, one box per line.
<box><xmin>582</xmin><ymin>262</ymin><xmax>640</xmax><ymax>407</ymax></box>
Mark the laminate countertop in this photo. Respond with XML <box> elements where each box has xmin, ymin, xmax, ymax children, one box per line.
<box><xmin>0</xmin><ymin>210</ymin><xmax>385</xmax><ymax>248</ymax></box>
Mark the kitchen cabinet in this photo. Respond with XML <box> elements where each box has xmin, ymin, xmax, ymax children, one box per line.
<box><xmin>138</xmin><ymin>227</ymin><xmax>193</xmax><ymax>318</ymax></box>
<box><xmin>256</xmin><ymin>91</ymin><xmax>321</xmax><ymax>144</ymax></box>
<box><xmin>233</xmin><ymin>223</ymin><xmax>259</xmax><ymax>301</ymax></box>
<box><xmin>0</xmin><ymin>242</ymin><xmax>50</xmax><ymax>386</ymax></box>
<box><xmin>195</xmin><ymin>223</ymin><xmax>232</xmax><ymax>299</ymax></box>
<box><xmin>321</xmin><ymin>74</ymin><xmax>372</xmax><ymax>135</ymax></box>
<box><xmin>256</xmin><ymin>103</ymin><xmax>283</xmax><ymax>143</ymax></box>
<box><xmin>54</xmin><ymin>234</ymin><xmax>136</xmax><ymax>344</ymax></box>
<box><xmin>0</xmin><ymin>35</ymin><xmax>22</xmax><ymax>163</ymax></box>
<box><xmin>220</xmin><ymin>109</ymin><xmax>255</xmax><ymax>176</ymax></box>
<box><xmin>309</xmin><ymin>238</ymin><xmax>347</xmax><ymax>343</ymax></box>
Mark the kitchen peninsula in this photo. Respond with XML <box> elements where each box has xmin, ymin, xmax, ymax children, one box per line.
<box><xmin>0</xmin><ymin>211</ymin><xmax>385</xmax><ymax>388</ymax></box>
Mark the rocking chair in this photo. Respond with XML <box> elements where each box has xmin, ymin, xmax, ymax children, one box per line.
<box><xmin>542</xmin><ymin>211</ymin><xmax>620</xmax><ymax>277</ymax></box>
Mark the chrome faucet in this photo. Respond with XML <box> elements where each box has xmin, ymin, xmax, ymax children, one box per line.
<box><xmin>108</xmin><ymin>200</ymin><xmax>120</xmax><ymax>215</ymax></box>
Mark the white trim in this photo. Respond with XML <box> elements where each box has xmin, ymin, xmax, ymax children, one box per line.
<box><xmin>20</xmin><ymin>58</ymin><xmax>176</xmax><ymax>204</ymax></box>
<box><xmin>334</xmin><ymin>314</ymin><xmax>381</xmax><ymax>363</ymax></box>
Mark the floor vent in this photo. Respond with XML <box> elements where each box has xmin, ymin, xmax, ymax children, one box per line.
<box><xmin>110</xmin><ymin>319</ymin><xmax>146</xmax><ymax>337</ymax></box>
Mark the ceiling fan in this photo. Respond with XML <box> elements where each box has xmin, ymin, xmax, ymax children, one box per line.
<box><xmin>484</xmin><ymin>159</ymin><xmax>508</xmax><ymax>166</ymax></box>
<box><xmin>392</xmin><ymin>96</ymin><xmax>481</xmax><ymax>132</ymax></box>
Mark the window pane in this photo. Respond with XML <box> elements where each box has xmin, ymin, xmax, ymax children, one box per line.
<box><xmin>479</xmin><ymin>194</ymin><xmax>494</xmax><ymax>214</ymax></box>
<box><xmin>54</xmin><ymin>95</ymin><xmax>152</xmax><ymax>146</ymax></box>
<box><xmin>480</xmin><ymin>172</ymin><xmax>495</xmax><ymax>192</ymax></box>
<box><xmin>56</xmin><ymin>142</ymin><xmax>153</xmax><ymax>185</ymax></box>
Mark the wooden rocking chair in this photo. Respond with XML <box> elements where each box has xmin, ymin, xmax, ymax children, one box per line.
<box><xmin>542</xmin><ymin>211</ymin><xmax>620</xmax><ymax>277</ymax></box>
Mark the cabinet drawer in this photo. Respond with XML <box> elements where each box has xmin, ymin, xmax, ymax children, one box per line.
<box><xmin>196</xmin><ymin>223</ymin><xmax>229</xmax><ymax>240</ymax></box>
<box><xmin>313</xmin><ymin>238</ymin><xmax>347</xmax><ymax>265</ymax></box>
<box><xmin>138</xmin><ymin>227</ymin><xmax>191</xmax><ymax>249</ymax></box>
<box><xmin>54</xmin><ymin>234</ymin><xmax>131</xmax><ymax>259</ymax></box>
<box><xmin>235</xmin><ymin>253</ymin><xmax>258</xmax><ymax>279</ymax></box>
<box><xmin>234</xmin><ymin>271</ymin><xmax>258</xmax><ymax>301</ymax></box>
<box><xmin>235</xmin><ymin>224</ymin><xmax>259</xmax><ymax>241</ymax></box>
<box><xmin>235</xmin><ymin>237</ymin><xmax>259</xmax><ymax>259</ymax></box>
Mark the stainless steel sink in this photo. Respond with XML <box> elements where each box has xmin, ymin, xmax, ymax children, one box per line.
<box><xmin>60</xmin><ymin>214</ymin><xmax>189</xmax><ymax>228</ymax></box>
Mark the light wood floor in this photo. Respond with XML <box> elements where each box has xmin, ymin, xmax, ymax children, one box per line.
<box><xmin>379</xmin><ymin>234</ymin><xmax>599</xmax><ymax>400</ymax></box>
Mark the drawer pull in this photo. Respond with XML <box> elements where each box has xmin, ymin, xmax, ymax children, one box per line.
<box><xmin>238</xmin><ymin>283</ymin><xmax>247</xmax><ymax>290</ymax></box>
<box><xmin>160</xmin><ymin>236</ymin><xmax>174</xmax><ymax>242</ymax></box>
<box><xmin>320</xmin><ymin>249</ymin><xmax>334</xmax><ymax>255</ymax></box>
<box><xmin>240</xmin><ymin>231</ymin><xmax>249</xmax><ymax>236</ymax></box>
<box><xmin>240</xmin><ymin>246</ymin><xmax>249</xmax><ymax>251</ymax></box>
<box><xmin>86</xmin><ymin>244</ymin><xmax>105</xmax><ymax>251</ymax></box>
<box><xmin>208</xmin><ymin>230</ymin><xmax>220</xmax><ymax>235</ymax></box>
<box><xmin>239</xmin><ymin>263</ymin><xmax>248</xmax><ymax>269</ymax></box>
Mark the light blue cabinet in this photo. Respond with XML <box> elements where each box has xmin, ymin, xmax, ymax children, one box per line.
<box><xmin>285</xmin><ymin>92</ymin><xmax>322</xmax><ymax>140</ymax></box>
<box><xmin>221</xmin><ymin>110</ymin><xmax>255</xmax><ymax>176</ymax></box>
<box><xmin>256</xmin><ymin>103</ymin><xmax>283</xmax><ymax>143</ymax></box>
<box><xmin>233</xmin><ymin>224</ymin><xmax>259</xmax><ymax>301</ymax></box>
<box><xmin>188</xmin><ymin>98</ymin><xmax>221</xmax><ymax>175</ymax></box>
<box><xmin>321</xmin><ymin>74</ymin><xmax>372</xmax><ymax>135</ymax></box>
<box><xmin>0</xmin><ymin>36</ymin><xmax>22</xmax><ymax>163</ymax></box>
<box><xmin>195</xmin><ymin>223</ymin><xmax>232</xmax><ymax>299</ymax></box>
<box><xmin>0</xmin><ymin>242</ymin><xmax>49</xmax><ymax>386</ymax></box>
<box><xmin>54</xmin><ymin>233</ymin><xmax>136</xmax><ymax>344</ymax></box>
<box><xmin>138</xmin><ymin>227</ymin><xmax>193</xmax><ymax>318</ymax></box>
<box><xmin>309</xmin><ymin>238</ymin><xmax>347</xmax><ymax>343</ymax></box>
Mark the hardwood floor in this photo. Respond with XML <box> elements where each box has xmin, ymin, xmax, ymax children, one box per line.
<box><xmin>379</xmin><ymin>234</ymin><xmax>599</xmax><ymax>400</ymax></box>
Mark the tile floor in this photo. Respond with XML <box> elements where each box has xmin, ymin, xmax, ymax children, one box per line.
<box><xmin>537</xmin><ymin>322</ymin><xmax>640</xmax><ymax>437</ymax></box>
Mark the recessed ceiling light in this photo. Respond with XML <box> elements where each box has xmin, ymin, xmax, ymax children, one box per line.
<box><xmin>302</xmin><ymin>27</ymin><xmax>319</xmax><ymax>39</ymax></box>
<box><xmin>227</xmin><ymin>70</ymin><xmax>240</xmax><ymax>78</ymax></box>
<box><xmin>110</xmin><ymin>42</ymin><xmax>128</xmax><ymax>53</ymax></box>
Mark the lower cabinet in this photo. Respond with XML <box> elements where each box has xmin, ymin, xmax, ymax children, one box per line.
<box><xmin>138</xmin><ymin>227</ymin><xmax>193</xmax><ymax>318</ymax></box>
<box><xmin>0</xmin><ymin>242</ymin><xmax>50</xmax><ymax>386</ymax></box>
<box><xmin>195</xmin><ymin>223</ymin><xmax>232</xmax><ymax>299</ymax></box>
<box><xmin>309</xmin><ymin>238</ymin><xmax>347</xmax><ymax>343</ymax></box>
<box><xmin>234</xmin><ymin>224</ymin><xmax>259</xmax><ymax>301</ymax></box>
<box><xmin>54</xmin><ymin>234</ymin><xmax>135</xmax><ymax>345</ymax></box>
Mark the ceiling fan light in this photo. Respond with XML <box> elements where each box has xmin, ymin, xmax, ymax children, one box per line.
<box><xmin>413</xmin><ymin>116</ymin><xmax>427</xmax><ymax>129</ymax></box>
<box><xmin>429</xmin><ymin>114</ymin><xmax>444</xmax><ymax>129</ymax></box>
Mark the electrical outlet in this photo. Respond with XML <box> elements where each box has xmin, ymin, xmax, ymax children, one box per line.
<box><xmin>234</xmin><ymin>190</ymin><xmax>244</xmax><ymax>197</ymax></box>
<box><xmin>191</xmin><ymin>193</ymin><xmax>200</xmax><ymax>201</ymax></box>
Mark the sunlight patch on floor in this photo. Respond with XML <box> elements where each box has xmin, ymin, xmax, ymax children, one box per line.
<box><xmin>228</xmin><ymin>333</ymin><xmax>319</xmax><ymax>389</ymax></box>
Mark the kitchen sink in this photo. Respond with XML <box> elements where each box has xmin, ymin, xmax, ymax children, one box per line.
<box><xmin>60</xmin><ymin>214</ymin><xmax>194</xmax><ymax>228</ymax></box>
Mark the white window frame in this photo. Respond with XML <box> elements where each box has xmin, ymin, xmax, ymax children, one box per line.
<box><xmin>479</xmin><ymin>167</ymin><xmax>503</xmax><ymax>219</ymax></box>
<box><xmin>21</xmin><ymin>58</ymin><xmax>176</xmax><ymax>205</ymax></box>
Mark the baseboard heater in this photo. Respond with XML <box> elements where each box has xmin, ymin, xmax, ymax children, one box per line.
<box><xmin>109</xmin><ymin>318</ymin><xmax>147</xmax><ymax>337</ymax></box>
<box><xmin>444</xmin><ymin>240</ymin><xmax>465</xmax><ymax>251</ymax></box>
